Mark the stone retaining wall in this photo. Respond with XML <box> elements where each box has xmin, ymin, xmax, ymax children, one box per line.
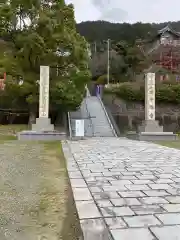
<box><xmin>103</xmin><ymin>94</ymin><xmax>180</xmax><ymax>133</ymax></box>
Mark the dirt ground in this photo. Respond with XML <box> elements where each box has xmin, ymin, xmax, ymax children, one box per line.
<box><xmin>0</xmin><ymin>140</ymin><xmax>82</xmax><ymax>240</ymax></box>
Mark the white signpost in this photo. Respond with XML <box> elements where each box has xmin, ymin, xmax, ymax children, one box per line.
<box><xmin>75</xmin><ymin>120</ymin><xmax>84</xmax><ymax>137</ymax></box>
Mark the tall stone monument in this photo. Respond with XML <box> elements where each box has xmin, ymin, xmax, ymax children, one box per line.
<box><xmin>18</xmin><ymin>65</ymin><xmax>66</xmax><ymax>140</ymax></box>
<box><xmin>32</xmin><ymin>66</ymin><xmax>54</xmax><ymax>131</ymax></box>
<box><xmin>139</xmin><ymin>72</ymin><xmax>163</xmax><ymax>132</ymax></box>
<box><xmin>136</xmin><ymin>72</ymin><xmax>177</xmax><ymax>140</ymax></box>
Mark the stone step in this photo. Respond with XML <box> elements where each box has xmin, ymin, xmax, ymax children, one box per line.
<box><xmin>84</xmin><ymin>96</ymin><xmax>115</xmax><ymax>137</ymax></box>
<box><xmin>69</xmin><ymin>96</ymin><xmax>115</xmax><ymax>137</ymax></box>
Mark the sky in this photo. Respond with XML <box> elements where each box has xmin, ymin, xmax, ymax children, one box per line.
<box><xmin>65</xmin><ymin>0</ymin><xmax>180</xmax><ymax>23</ymax></box>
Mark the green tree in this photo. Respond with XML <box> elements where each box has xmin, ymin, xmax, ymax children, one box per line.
<box><xmin>113</xmin><ymin>42</ymin><xmax>150</xmax><ymax>80</ymax></box>
<box><xmin>0</xmin><ymin>0</ymin><xmax>90</xmax><ymax>123</ymax></box>
<box><xmin>125</xmin><ymin>45</ymin><xmax>150</xmax><ymax>75</ymax></box>
<box><xmin>76</xmin><ymin>20</ymin><xmax>180</xmax><ymax>45</ymax></box>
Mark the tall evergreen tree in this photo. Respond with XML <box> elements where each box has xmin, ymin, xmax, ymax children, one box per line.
<box><xmin>0</xmin><ymin>0</ymin><xmax>90</xmax><ymax>122</ymax></box>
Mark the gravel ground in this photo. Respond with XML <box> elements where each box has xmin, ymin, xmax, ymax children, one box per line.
<box><xmin>0</xmin><ymin>141</ymin><xmax>75</xmax><ymax>240</ymax></box>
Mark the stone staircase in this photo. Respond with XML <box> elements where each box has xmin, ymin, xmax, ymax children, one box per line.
<box><xmin>85</xmin><ymin>96</ymin><xmax>115</xmax><ymax>137</ymax></box>
<box><xmin>68</xmin><ymin>96</ymin><xmax>116</xmax><ymax>138</ymax></box>
<box><xmin>69</xmin><ymin>98</ymin><xmax>94</xmax><ymax>137</ymax></box>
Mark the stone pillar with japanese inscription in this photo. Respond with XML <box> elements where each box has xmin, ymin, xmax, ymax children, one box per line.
<box><xmin>145</xmin><ymin>72</ymin><xmax>155</xmax><ymax>121</ymax></box>
<box><xmin>138</xmin><ymin>72</ymin><xmax>163</xmax><ymax>133</ymax></box>
<box><xmin>39</xmin><ymin>65</ymin><xmax>49</xmax><ymax>118</ymax></box>
<box><xmin>32</xmin><ymin>66</ymin><xmax>54</xmax><ymax>131</ymax></box>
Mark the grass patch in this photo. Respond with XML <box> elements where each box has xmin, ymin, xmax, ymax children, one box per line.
<box><xmin>0</xmin><ymin>135</ymin><xmax>17</xmax><ymax>141</ymax></box>
<box><xmin>0</xmin><ymin>124</ymin><xmax>82</xmax><ymax>239</ymax></box>
<box><xmin>43</xmin><ymin>141</ymin><xmax>82</xmax><ymax>239</ymax></box>
<box><xmin>31</xmin><ymin>141</ymin><xmax>82</xmax><ymax>239</ymax></box>
<box><xmin>0</xmin><ymin>124</ymin><xmax>28</xmax><ymax>142</ymax></box>
<box><xmin>0</xmin><ymin>124</ymin><xmax>28</xmax><ymax>134</ymax></box>
<box><xmin>0</xmin><ymin>138</ymin><xmax>82</xmax><ymax>239</ymax></box>
<box><xmin>154</xmin><ymin>140</ymin><xmax>180</xmax><ymax>149</ymax></box>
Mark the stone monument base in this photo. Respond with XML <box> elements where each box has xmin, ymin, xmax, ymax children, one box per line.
<box><xmin>32</xmin><ymin>117</ymin><xmax>54</xmax><ymax>131</ymax></box>
<box><xmin>18</xmin><ymin>117</ymin><xmax>66</xmax><ymax>141</ymax></box>
<box><xmin>17</xmin><ymin>130</ymin><xmax>66</xmax><ymax>141</ymax></box>
<box><xmin>138</xmin><ymin>120</ymin><xmax>163</xmax><ymax>132</ymax></box>
<box><xmin>127</xmin><ymin>120</ymin><xmax>178</xmax><ymax>141</ymax></box>
<box><xmin>127</xmin><ymin>131</ymin><xmax>178</xmax><ymax>141</ymax></box>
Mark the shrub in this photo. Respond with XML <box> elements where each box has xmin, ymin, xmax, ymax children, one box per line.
<box><xmin>96</xmin><ymin>75</ymin><xmax>107</xmax><ymax>85</ymax></box>
<box><xmin>115</xmin><ymin>83</ymin><xmax>144</xmax><ymax>101</ymax></box>
<box><xmin>106</xmin><ymin>82</ymin><xmax>180</xmax><ymax>104</ymax></box>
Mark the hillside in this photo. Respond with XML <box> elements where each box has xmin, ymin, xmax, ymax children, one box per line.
<box><xmin>76</xmin><ymin>20</ymin><xmax>180</xmax><ymax>44</ymax></box>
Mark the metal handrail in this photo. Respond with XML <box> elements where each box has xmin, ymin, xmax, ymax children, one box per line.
<box><xmin>84</xmin><ymin>86</ymin><xmax>94</xmax><ymax>136</ymax></box>
<box><xmin>85</xmin><ymin>84</ymin><xmax>91</xmax><ymax>97</ymax></box>
<box><xmin>68</xmin><ymin>85</ymin><xmax>92</xmax><ymax>139</ymax></box>
<box><xmin>98</xmin><ymin>96</ymin><xmax>117</xmax><ymax>137</ymax></box>
<box><xmin>104</xmin><ymin>105</ymin><xmax>121</xmax><ymax>137</ymax></box>
<box><xmin>67</xmin><ymin>112</ymin><xmax>72</xmax><ymax>139</ymax></box>
<box><xmin>84</xmin><ymin>97</ymin><xmax>94</xmax><ymax>137</ymax></box>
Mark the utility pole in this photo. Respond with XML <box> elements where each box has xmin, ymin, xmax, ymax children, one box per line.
<box><xmin>94</xmin><ymin>41</ymin><xmax>97</xmax><ymax>54</ymax></box>
<box><xmin>107</xmin><ymin>39</ymin><xmax>110</xmax><ymax>85</ymax></box>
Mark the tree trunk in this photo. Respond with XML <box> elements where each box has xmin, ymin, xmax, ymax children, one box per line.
<box><xmin>9</xmin><ymin>114</ymin><xmax>16</xmax><ymax>124</ymax></box>
<box><xmin>28</xmin><ymin>111</ymin><xmax>36</xmax><ymax>126</ymax></box>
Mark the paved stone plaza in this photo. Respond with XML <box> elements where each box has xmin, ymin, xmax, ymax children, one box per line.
<box><xmin>62</xmin><ymin>137</ymin><xmax>180</xmax><ymax>240</ymax></box>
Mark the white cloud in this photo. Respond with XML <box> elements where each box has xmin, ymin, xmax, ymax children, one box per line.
<box><xmin>65</xmin><ymin>0</ymin><xmax>180</xmax><ymax>23</ymax></box>
<box><xmin>65</xmin><ymin>0</ymin><xmax>99</xmax><ymax>22</ymax></box>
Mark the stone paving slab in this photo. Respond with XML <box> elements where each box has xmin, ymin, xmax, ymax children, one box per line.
<box><xmin>62</xmin><ymin>137</ymin><xmax>180</xmax><ymax>240</ymax></box>
<box><xmin>150</xmin><ymin>225</ymin><xmax>180</xmax><ymax>239</ymax></box>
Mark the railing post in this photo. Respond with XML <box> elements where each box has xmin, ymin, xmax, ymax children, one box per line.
<box><xmin>67</xmin><ymin>112</ymin><xmax>72</xmax><ymax>139</ymax></box>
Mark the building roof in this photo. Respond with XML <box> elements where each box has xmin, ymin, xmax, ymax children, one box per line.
<box><xmin>136</xmin><ymin>24</ymin><xmax>180</xmax><ymax>46</ymax></box>
<box><xmin>157</xmin><ymin>24</ymin><xmax>180</xmax><ymax>37</ymax></box>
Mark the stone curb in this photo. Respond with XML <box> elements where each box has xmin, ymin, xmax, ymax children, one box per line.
<box><xmin>62</xmin><ymin>140</ymin><xmax>112</xmax><ymax>240</ymax></box>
